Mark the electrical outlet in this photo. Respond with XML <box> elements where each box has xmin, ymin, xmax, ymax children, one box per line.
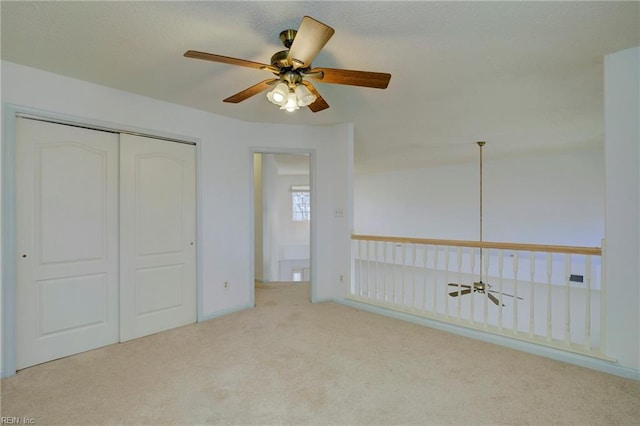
<box><xmin>224</xmin><ymin>281</ymin><xmax>229</xmax><ymax>289</ymax></box>
<box><xmin>339</xmin><ymin>274</ymin><xmax>344</xmax><ymax>283</ymax></box>
<box><xmin>569</xmin><ymin>274</ymin><xmax>584</xmax><ymax>283</ymax></box>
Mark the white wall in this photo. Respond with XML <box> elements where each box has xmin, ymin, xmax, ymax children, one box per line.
<box><xmin>253</xmin><ymin>154</ymin><xmax>264</xmax><ymax>282</ymax></box>
<box><xmin>247</xmin><ymin>122</ymin><xmax>353</xmax><ymax>301</ymax></box>
<box><xmin>604</xmin><ymin>46</ymin><xmax>640</xmax><ymax>372</ymax></box>
<box><xmin>1</xmin><ymin>61</ymin><xmax>353</xmax><ymax>374</ymax></box>
<box><xmin>355</xmin><ymin>147</ymin><xmax>604</xmax><ymax>247</ymax></box>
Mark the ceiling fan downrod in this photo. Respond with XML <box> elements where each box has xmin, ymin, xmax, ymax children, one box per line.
<box><xmin>478</xmin><ymin>140</ymin><xmax>485</xmax><ymax>285</ymax></box>
<box><xmin>279</xmin><ymin>29</ymin><xmax>297</xmax><ymax>48</ymax></box>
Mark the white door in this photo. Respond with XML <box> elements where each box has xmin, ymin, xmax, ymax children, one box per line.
<box><xmin>15</xmin><ymin>118</ymin><xmax>120</xmax><ymax>369</ymax></box>
<box><xmin>119</xmin><ymin>134</ymin><xmax>197</xmax><ymax>342</ymax></box>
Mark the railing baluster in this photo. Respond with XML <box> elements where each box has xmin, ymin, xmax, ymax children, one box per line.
<box><xmin>498</xmin><ymin>249</ymin><xmax>504</xmax><ymax>331</ymax></box>
<box><xmin>585</xmin><ymin>255</ymin><xmax>592</xmax><ymax>351</ymax></box>
<box><xmin>353</xmin><ymin>240</ymin><xmax>357</xmax><ymax>296</ymax></box>
<box><xmin>411</xmin><ymin>244</ymin><xmax>417</xmax><ymax>309</ymax></box>
<box><xmin>401</xmin><ymin>244</ymin><xmax>406</xmax><ymax>306</ymax></box>
<box><xmin>469</xmin><ymin>247</ymin><xmax>476</xmax><ymax>323</ymax></box>
<box><xmin>513</xmin><ymin>252</ymin><xmax>519</xmax><ymax>335</ymax></box>
<box><xmin>529</xmin><ymin>252</ymin><xmax>535</xmax><ymax>338</ymax></box>
<box><xmin>357</xmin><ymin>240</ymin><xmax>363</xmax><ymax>297</ymax></box>
<box><xmin>391</xmin><ymin>243</ymin><xmax>397</xmax><ymax>304</ymax></box>
<box><xmin>352</xmin><ymin>240</ymin><xmax>356</xmax><ymax>296</ymax></box>
<box><xmin>422</xmin><ymin>244</ymin><xmax>428</xmax><ymax>311</ymax></box>
<box><xmin>600</xmin><ymin>238</ymin><xmax>606</xmax><ymax>355</ymax></box>
<box><xmin>546</xmin><ymin>253</ymin><xmax>553</xmax><ymax>342</ymax></box>
<box><xmin>456</xmin><ymin>247</ymin><xmax>463</xmax><ymax>321</ymax></box>
<box><xmin>374</xmin><ymin>241</ymin><xmax>379</xmax><ymax>301</ymax></box>
<box><xmin>361</xmin><ymin>240</ymin><xmax>365</xmax><ymax>297</ymax></box>
<box><xmin>483</xmin><ymin>248</ymin><xmax>489</xmax><ymax>327</ymax></box>
<box><xmin>444</xmin><ymin>247</ymin><xmax>450</xmax><ymax>317</ymax></box>
<box><xmin>366</xmin><ymin>241</ymin><xmax>372</xmax><ymax>298</ymax></box>
<box><xmin>564</xmin><ymin>254</ymin><xmax>571</xmax><ymax>345</ymax></box>
<box><xmin>433</xmin><ymin>246</ymin><xmax>440</xmax><ymax>314</ymax></box>
<box><xmin>382</xmin><ymin>242</ymin><xmax>388</xmax><ymax>303</ymax></box>
<box><xmin>358</xmin><ymin>241</ymin><xmax>367</xmax><ymax>296</ymax></box>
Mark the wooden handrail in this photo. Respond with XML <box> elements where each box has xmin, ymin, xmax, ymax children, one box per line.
<box><xmin>351</xmin><ymin>234</ymin><xmax>602</xmax><ymax>256</ymax></box>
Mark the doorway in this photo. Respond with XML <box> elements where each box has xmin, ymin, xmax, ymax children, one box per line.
<box><xmin>253</xmin><ymin>152</ymin><xmax>313</xmax><ymax>298</ymax></box>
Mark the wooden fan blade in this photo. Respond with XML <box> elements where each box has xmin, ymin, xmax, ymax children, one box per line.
<box><xmin>223</xmin><ymin>79</ymin><xmax>279</xmax><ymax>103</ymax></box>
<box><xmin>301</xmin><ymin>81</ymin><xmax>329</xmax><ymax>112</ymax></box>
<box><xmin>184</xmin><ymin>50</ymin><xmax>278</xmax><ymax>72</ymax></box>
<box><xmin>287</xmin><ymin>16</ymin><xmax>335</xmax><ymax>69</ymax></box>
<box><xmin>449</xmin><ymin>289</ymin><xmax>472</xmax><ymax>297</ymax></box>
<box><xmin>448</xmin><ymin>283</ymin><xmax>472</xmax><ymax>289</ymax></box>
<box><xmin>307</xmin><ymin>67</ymin><xmax>391</xmax><ymax>89</ymax></box>
<box><xmin>487</xmin><ymin>292</ymin><xmax>503</xmax><ymax>306</ymax></box>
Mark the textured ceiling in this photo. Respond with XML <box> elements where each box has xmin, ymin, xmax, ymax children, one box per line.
<box><xmin>1</xmin><ymin>1</ymin><xmax>638</xmax><ymax>173</ymax></box>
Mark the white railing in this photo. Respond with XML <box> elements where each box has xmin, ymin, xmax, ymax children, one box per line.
<box><xmin>350</xmin><ymin>234</ymin><xmax>606</xmax><ymax>359</ymax></box>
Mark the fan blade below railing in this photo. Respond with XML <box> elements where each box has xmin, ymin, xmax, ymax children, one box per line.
<box><xmin>488</xmin><ymin>290</ymin><xmax>523</xmax><ymax>301</ymax></box>
<box><xmin>448</xmin><ymin>283</ymin><xmax>472</xmax><ymax>289</ymax></box>
<box><xmin>449</xmin><ymin>289</ymin><xmax>472</xmax><ymax>297</ymax></box>
<box><xmin>487</xmin><ymin>292</ymin><xmax>503</xmax><ymax>306</ymax></box>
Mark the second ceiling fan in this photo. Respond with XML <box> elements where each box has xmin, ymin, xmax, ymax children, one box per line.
<box><xmin>448</xmin><ymin>142</ymin><xmax>523</xmax><ymax>306</ymax></box>
<box><xmin>184</xmin><ymin>16</ymin><xmax>391</xmax><ymax>112</ymax></box>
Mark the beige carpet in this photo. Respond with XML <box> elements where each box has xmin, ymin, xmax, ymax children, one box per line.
<box><xmin>1</xmin><ymin>282</ymin><xmax>639</xmax><ymax>425</ymax></box>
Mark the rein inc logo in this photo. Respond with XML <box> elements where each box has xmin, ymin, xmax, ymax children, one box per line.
<box><xmin>1</xmin><ymin>418</ymin><xmax>35</xmax><ymax>425</ymax></box>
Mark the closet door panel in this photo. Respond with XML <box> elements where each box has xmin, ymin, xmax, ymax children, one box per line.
<box><xmin>15</xmin><ymin>118</ymin><xmax>119</xmax><ymax>369</ymax></box>
<box><xmin>119</xmin><ymin>134</ymin><xmax>196</xmax><ymax>341</ymax></box>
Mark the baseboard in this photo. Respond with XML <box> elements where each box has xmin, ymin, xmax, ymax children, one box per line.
<box><xmin>335</xmin><ymin>298</ymin><xmax>640</xmax><ymax>381</ymax></box>
<box><xmin>199</xmin><ymin>303</ymin><xmax>253</xmax><ymax>322</ymax></box>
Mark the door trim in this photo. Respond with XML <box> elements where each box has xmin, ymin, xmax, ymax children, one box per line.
<box><xmin>249</xmin><ymin>148</ymin><xmax>318</xmax><ymax>306</ymax></box>
<box><xmin>1</xmin><ymin>104</ymin><xmax>203</xmax><ymax>377</ymax></box>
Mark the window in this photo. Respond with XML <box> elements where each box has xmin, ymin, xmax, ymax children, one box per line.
<box><xmin>291</xmin><ymin>185</ymin><xmax>310</xmax><ymax>222</ymax></box>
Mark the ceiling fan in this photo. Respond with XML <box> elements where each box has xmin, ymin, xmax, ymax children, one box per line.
<box><xmin>184</xmin><ymin>16</ymin><xmax>391</xmax><ymax>112</ymax></box>
<box><xmin>448</xmin><ymin>141</ymin><xmax>523</xmax><ymax>306</ymax></box>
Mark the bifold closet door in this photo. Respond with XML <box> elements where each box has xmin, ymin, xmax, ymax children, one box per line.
<box><xmin>119</xmin><ymin>134</ymin><xmax>197</xmax><ymax>342</ymax></box>
<box><xmin>15</xmin><ymin>118</ymin><xmax>120</xmax><ymax>369</ymax></box>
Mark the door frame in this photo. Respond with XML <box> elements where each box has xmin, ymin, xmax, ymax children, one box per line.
<box><xmin>1</xmin><ymin>104</ymin><xmax>202</xmax><ymax>377</ymax></box>
<box><xmin>249</xmin><ymin>147</ymin><xmax>317</xmax><ymax>306</ymax></box>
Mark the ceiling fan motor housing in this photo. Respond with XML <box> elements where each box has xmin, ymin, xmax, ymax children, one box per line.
<box><xmin>270</xmin><ymin>50</ymin><xmax>291</xmax><ymax>69</ymax></box>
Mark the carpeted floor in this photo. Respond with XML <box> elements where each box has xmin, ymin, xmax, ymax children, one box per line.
<box><xmin>1</xmin><ymin>282</ymin><xmax>639</xmax><ymax>425</ymax></box>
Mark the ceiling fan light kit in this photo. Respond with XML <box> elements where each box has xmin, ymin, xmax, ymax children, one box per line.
<box><xmin>266</xmin><ymin>79</ymin><xmax>318</xmax><ymax>111</ymax></box>
<box><xmin>293</xmin><ymin>84</ymin><xmax>317</xmax><ymax>106</ymax></box>
<box><xmin>282</xmin><ymin>92</ymin><xmax>300</xmax><ymax>112</ymax></box>
<box><xmin>184</xmin><ymin>16</ymin><xmax>391</xmax><ymax>113</ymax></box>
<box><xmin>266</xmin><ymin>82</ymin><xmax>289</xmax><ymax>105</ymax></box>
